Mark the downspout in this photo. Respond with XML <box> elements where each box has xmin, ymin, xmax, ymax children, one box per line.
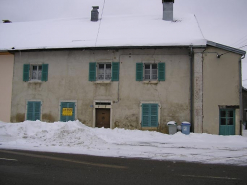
<box><xmin>240</xmin><ymin>54</ymin><xmax>246</xmax><ymax>134</ymax></box>
<box><xmin>190</xmin><ymin>46</ymin><xmax>194</xmax><ymax>131</ymax></box>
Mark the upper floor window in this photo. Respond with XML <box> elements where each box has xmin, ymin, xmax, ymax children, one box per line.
<box><xmin>144</xmin><ymin>64</ymin><xmax>157</xmax><ymax>80</ymax></box>
<box><xmin>89</xmin><ymin>62</ymin><xmax>119</xmax><ymax>82</ymax></box>
<box><xmin>31</xmin><ymin>65</ymin><xmax>42</xmax><ymax>80</ymax></box>
<box><xmin>23</xmin><ymin>64</ymin><xmax>49</xmax><ymax>82</ymax></box>
<box><xmin>98</xmin><ymin>63</ymin><xmax>111</xmax><ymax>81</ymax></box>
<box><xmin>136</xmin><ymin>63</ymin><xmax>165</xmax><ymax>81</ymax></box>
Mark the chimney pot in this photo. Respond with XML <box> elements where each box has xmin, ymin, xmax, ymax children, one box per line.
<box><xmin>91</xmin><ymin>6</ymin><xmax>99</xmax><ymax>22</ymax></box>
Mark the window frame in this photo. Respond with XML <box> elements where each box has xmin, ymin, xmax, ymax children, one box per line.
<box><xmin>31</xmin><ymin>64</ymin><xmax>43</xmax><ymax>81</ymax></box>
<box><xmin>144</xmin><ymin>63</ymin><xmax>158</xmax><ymax>81</ymax></box>
<box><xmin>97</xmin><ymin>63</ymin><xmax>112</xmax><ymax>81</ymax></box>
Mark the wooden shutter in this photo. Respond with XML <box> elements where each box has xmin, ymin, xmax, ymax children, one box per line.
<box><xmin>150</xmin><ymin>104</ymin><xmax>158</xmax><ymax>127</ymax></box>
<box><xmin>60</xmin><ymin>102</ymin><xmax>67</xmax><ymax>122</ymax></box>
<box><xmin>142</xmin><ymin>104</ymin><xmax>149</xmax><ymax>127</ymax></box>
<box><xmin>27</xmin><ymin>101</ymin><xmax>41</xmax><ymax>121</ymax></box>
<box><xmin>67</xmin><ymin>102</ymin><xmax>75</xmax><ymax>121</ymax></box>
<box><xmin>136</xmin><ymin>63</ymin><xmax>143</xmax><ymax>81</ymax></box>
<box><xmin>27</xmin><ymin>101</ymin><xmax>34</xmax><ymax>120</ymax></box>
<box><xmin>111</xmin><ymin>62</ymin><xmax>119</xmax><ymax>81</ymax></box>
<box><xmin>60</xmin><ymin>102</ymin><xmax>75</xmax><ymax>122</ymax></box>
<box><xmin>89</xmin><ymin>62</ymin><xmax>96</xmax><ymax>81</ymax></box>
<box><xmin>158</xmin><ymin>63</ymin><xmax>165</xmax><ymax>81</ymax></box>
<box><xmin>34</xmin><ymin>102</ymin><xmax>41</xmax><ymax>120</ymax></box>
<box><xmin>23</xmin><ymin>64</ymin><xmax>30</xmax><ymax>81</ymax></box>
<box><xmin>42</xmin><ymin>64</ymin><xmax>49</xmax><ymax>81</ymax></box>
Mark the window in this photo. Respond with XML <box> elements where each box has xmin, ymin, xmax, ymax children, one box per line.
<box><xmin>31</xmin><ymin>65</ymin><xmax>42</xmax><ymax>80</ymax></box>
<box><xmin>136</xmin><ymin>63</ymin><xmax>165</xmax><ymax>81</ymax></box>
<box><xmin>26</xmin><ymin>101</ymin><xmax>41</xmax><ymax>121</ymax></box>
<box><xmin>89</xmin><ymin>62</ymin><xmax>119</xmax><ymax>81</ymax></box>
<box><xmin>142</xmin><ymin>104</ymin><xmax>159</xmax><ymax>127</ymax></box>
<box><xmin>23</xmin><ymin>64</ymin><xmax>49</xmax><ymax>82</ymax></box>
<box><xmin>98</xmin><ymin>63</ymin><xmax>111</xmax><ymax>80</ymax></box>
<box><xmin>144</xmin><ymin>64</ymin><xmax>157</xmax><ymax>80</ymax></box>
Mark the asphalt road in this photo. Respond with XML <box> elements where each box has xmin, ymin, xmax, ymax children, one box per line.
<box><xmin>0</xmin><ymin>149</ymin><xmax>246</xmax><ymax>185</ymax></box>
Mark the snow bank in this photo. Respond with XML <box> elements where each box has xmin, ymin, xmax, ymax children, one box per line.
<box><xmin>0</xmin><ymin>121</ymin><xmax>247</xmax><ymax>166</ymax></box>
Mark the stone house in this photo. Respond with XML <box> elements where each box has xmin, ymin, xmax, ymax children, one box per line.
<box><xmin>0</xmin><ymin>0</ymin><xmax>245</xmax><ymax>135</ymax></box>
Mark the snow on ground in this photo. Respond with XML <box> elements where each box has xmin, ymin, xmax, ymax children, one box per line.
<box><xmin>0</xmin><ymin>120</ymin><xmax>247</xmax><ymax>166</ymax></box>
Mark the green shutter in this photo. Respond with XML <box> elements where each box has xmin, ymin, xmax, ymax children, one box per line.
<box><xmin>60</xmin><ymin>102</ymin><xmax>75</xmax><ymax>122</ymax></box>
<box><xmin>60</xmin><ymin>102</ymin><xmax>67</xmax><ymax>122</ymax></box>
<box><xmin>142</xmin><ymin>104</ymin><xmax>158</xmax><ymax>127</ymax></box>
<box><xmin>89</xmin><ymin>62</ymin><xmax>96</xmax><ymax>81</ymax></box>
<box><xmin>136</xmin><ymin>63</ymin><xmax>143</xmax><ymax>81</ymax></box>
<box><xmin>158</xmin><ymin>63</ymin><xmax>165</xmax><ymax>81</ymax></box>
<box><xmin>27</xmin><ymin>102</ymin><xmax>34</xmax><ymax>120</ymax></box>
<box><xmin>27</xmin><ymin>101</ymin><xmax>41</xmax><ymax>121</ymax></box>
<box><xmin>111</xmin><ymin>62</ymin><xmax>119</xmax><ymax>81</ymax></box>
<box><xmin>142</xmin><ymin>104</ymin><xmax>149</xmax><ymax>127</ymax></box>
<box><xmin>34</xmin><ymin>102</ymin><xmax>41</xmax><ymax>120</ymax></box>
<box><xmin>150</xmin><ymin>104</ymin><xmax>158</xmax><ymax>127</ymax></box>
<box><xmin>42</xmin><ymin>64</ymin><xmax>49</xmax><ymax>81</ymax></box>
<box><xmin>23</xmin><ymin>64</ymin><xmax>30</xmax><ymax>81</ymax></box>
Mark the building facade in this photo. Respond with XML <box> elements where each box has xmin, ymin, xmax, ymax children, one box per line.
<box><xmin>9</xmin><ymin>44</ymin><xmax>245</xmax><ymax>135</ymax></box>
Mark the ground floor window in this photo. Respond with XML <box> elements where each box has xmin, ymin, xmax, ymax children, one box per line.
<box><xmin>219</xmin><ymin>108</ymin><xmax>235</xmax><ymax>135</ymax></box>
<box><xmin>60</xmin><ymin>102</ymin><xmax>76</xmax><ymax>122</ymax></box>
<box><xmin>26</xmin><ymin>101</ymin><xmax>41</xmax><ymax>121</ymax></box>
<box><xmin>142</xmin><ymin>104</ymin><xmax>159</xmax><ymax>127</ymax></box>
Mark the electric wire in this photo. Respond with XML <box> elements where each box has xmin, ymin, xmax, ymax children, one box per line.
<box><xmin>95</xmin><ymin>0</ymin><xmax>106</xmax><ymax>47</ymax></box>
<box><xmin>231</xmin><ymin>34</ymin><xmax>247</xmax><ymax>47</ymax></box>
<box><xmin>194</xmin><ymin>15</ymin><xmax>205</xmax><ymax>39</ymax></box>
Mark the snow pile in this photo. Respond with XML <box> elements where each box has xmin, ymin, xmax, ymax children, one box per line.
<box><xmin>0</xmin><ymin>120</ymin><xmax>247</xmax><ymax>166</ymax></box>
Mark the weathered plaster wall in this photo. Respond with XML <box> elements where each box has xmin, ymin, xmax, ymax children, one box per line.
<box><xmin>203</xmin><ymin>47</ymin><xmax>241</xmax><ymax>135</ymax></box>
<box><xmin>11</xmin><ymin>48</ymin><xmax>191</xmax><ymax>133</ymax></box>
<box><xmin>0</xmin><ymin>53</ymin><xmax>14</xmax><ymax>122</ymax></box>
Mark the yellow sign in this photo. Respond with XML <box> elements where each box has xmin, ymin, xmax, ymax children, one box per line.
<box><xmin>62</xmin><ymin>108</ymin><xmax>73</xmax><ymax>116</ymax></box>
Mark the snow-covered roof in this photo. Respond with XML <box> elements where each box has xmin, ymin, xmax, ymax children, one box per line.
<box><xmin>0</xmin><ymin>1</ymin><xmax>207</xmax><ymax>50</ymax></box>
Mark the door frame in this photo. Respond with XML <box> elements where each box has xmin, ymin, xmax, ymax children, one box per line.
<box><xmin>93</xmin><ymin>100</ymin><xmax>112</xmax><ymax>128</ymax></box>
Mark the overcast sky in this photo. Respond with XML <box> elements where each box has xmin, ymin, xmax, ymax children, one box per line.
<box><xmin>0</xmin><ymin>0</ymin><xmax>246</xmax><ymax>86</ymax></box>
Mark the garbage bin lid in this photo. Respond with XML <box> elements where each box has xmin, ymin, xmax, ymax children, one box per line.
<box><xmin>181</xmin><ymin>121</ymin><xmax>191</xmax><ymax>125</ymax></box>
<box><xmin>167</xmin><ymin>121</ymin><xmax>177</xmax><ymax>125</ymax></box>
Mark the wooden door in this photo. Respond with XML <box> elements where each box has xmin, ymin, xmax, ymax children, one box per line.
<box><xmin>96</xmin><ymin>109</ymin><xmax>110</xmax><ymax>128</ymax></box>
<box><xmin>219</xmin><ymin>109</ymin><xmax>235</xmax><ymax>135</ymax></box>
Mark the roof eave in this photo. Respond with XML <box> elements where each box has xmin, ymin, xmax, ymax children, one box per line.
<box><xmin>207</xmin><ymin>41</ymin><xmax>246</xmax><ymax>56</ymax></box>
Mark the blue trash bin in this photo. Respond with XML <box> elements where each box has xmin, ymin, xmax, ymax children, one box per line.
<box><xmin>181</xmin><ymin>122</ymin><xmax>191</xmax><ymax>135</ymax></box>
